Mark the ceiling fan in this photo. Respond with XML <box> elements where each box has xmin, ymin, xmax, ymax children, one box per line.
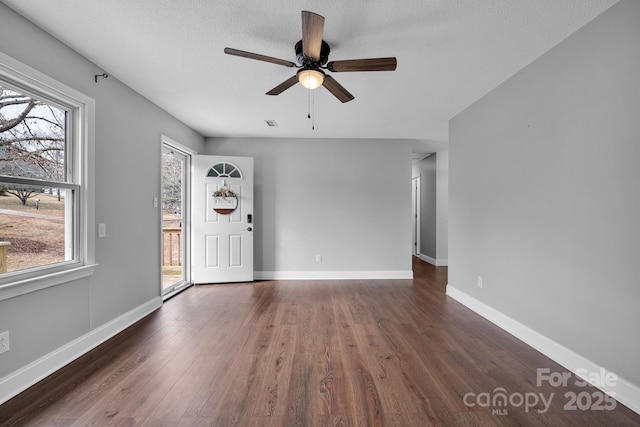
<box><xmin>224</xmin><ymin>11</ymin><xmax>397</xmax><ymax>103</ymax></box>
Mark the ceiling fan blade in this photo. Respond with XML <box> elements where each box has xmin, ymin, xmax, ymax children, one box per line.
<box><xmin>301</xmin><ymin>11</ymin><xmax>324</xmax><ymax>61</ymax></box>
<box><xmin>327</xmin><ymin>57</ymin><xmax>397</xmax><ymax>72</ymax></box>
<box><xmin>322</xmin><ymin>76</ymin><xmax>354</xmax><ymax>103</ymax></box>
<box><xmin>266</xmin><ymin>76</ymin><xmax>299</xmax><ymax>95</ymax></box>
<box><xmin>224</xmin><ymin>47</ymin><xmax>296</xmax><ymax>68</ymax></box>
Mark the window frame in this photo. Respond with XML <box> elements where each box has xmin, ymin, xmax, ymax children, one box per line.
<box><xmin>0</xmin><ymin>50</ymin><xmax>95</xmax><ymax>301</ymax></box>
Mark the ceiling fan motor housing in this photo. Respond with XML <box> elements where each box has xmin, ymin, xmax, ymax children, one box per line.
<box><xmin>295</xmin><ymin>40</ymin><xmax>330</xmax><ymax>66</ymax></box>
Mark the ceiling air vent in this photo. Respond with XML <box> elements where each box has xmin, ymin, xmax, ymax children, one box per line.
<box><xmin>264</xmin><ymin>120</ymin><xmax>278</xmax><ymax>127</ymax></box>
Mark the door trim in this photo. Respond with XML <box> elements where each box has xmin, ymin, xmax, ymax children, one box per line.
<box><xmin>412</xmin><ymin>175</ymin><xmax>421</xmax><ymax>256</ymax></box>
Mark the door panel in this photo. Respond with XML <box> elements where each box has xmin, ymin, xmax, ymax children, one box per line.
<box><xmin>205</xmin><ymin>235</ymin><xmax>219</xmax><ymax>268</ymax></box>
<box><xmin>229</xmin><ymin>235</ymin><xmax>243</xmax><ymax>267</ymax></box>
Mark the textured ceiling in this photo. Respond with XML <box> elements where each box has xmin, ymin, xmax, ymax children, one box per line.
<box><xmin>1</xmin><ymin>0</ymin><xmax>618</xmax><ymax>152</ymax></box>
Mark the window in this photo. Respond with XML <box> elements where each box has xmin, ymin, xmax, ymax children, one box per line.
<box><xmin>207</xmin><ymin>162</ymin><xmax>242</xmax><ymax>178</ymax></box>
<box><xmin>0</xmin><ymin>51</ymin><xmax>94</xmax><ymax>298</ymax></box>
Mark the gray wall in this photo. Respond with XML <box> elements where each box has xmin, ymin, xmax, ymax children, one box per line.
<box><xmin>412</xmin><ymin>155</ymin><xmax>437</xmax><ymax>259</ymax></box>
<box><xmin>449</xmin><ymin>0</ymin><xmax>640</xmax><ymax>386</ymax></box>
<box><xmin>0</xmin><ymin>3</ymin><xmax>204</xmax><ymax>380</ymax></box>
<box><xmin>206</xmin><ymin>137</ymin><xmax>413</xmax><ymax>275</ymax></box>
<box><xmin>435</xmin><ymin>151</ymin><xmax>448</xmax><ymax>263</ymax></box>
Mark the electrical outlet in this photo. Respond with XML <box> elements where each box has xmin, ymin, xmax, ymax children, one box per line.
<box><xmin>477</xmin><ymin>276</ymin><xmax>483</xmax><ymax>289</ymax></box>
<box><xmin>315</xmin><ymin>254</ymin><xmax>322</xmax><ymax>263</ymax></box>
<box><xmin>0</xmin><ymin>331</ymin><xmax>9</xmax><ymax>355</ymax></box>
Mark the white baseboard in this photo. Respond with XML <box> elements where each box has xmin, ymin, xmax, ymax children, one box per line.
<box><xmin>0</xmin><ymin>297</ymin><xmax>162</xmax><ymax>405</ymax></box>
<box><xmin>418</xmin><ymin>254</ymin><xmax>448</xmax><ymax>267</ymax></box>
<box><xmin>255</xmin><ymin>270</ymin><xmax>413</xmax><ymax>280</ymax></box>
<box><xmin>445</xmin><ymin>285</ymin><xmax>640</xmax><ymax>415</ymax></box>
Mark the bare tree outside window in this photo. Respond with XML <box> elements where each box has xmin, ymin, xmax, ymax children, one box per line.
<box><xmin>162</xmin><ymin>151</ymin><xmax>182</xmax><ymax>215</ymax></box>
<box><xmin>0</xmin><ymin>84</ymin><xmax>68</xmax><ymax>273</ymax></box>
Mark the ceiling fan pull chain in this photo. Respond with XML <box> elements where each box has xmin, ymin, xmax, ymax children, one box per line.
<box><xmin>312</xmin><ymin>89</ymin><xmax>315</xmax><ymax>130</ymax></box>
<box><xmin>308</xmin><ymin>84</ymin><xmax>311</xmax><ymax>119</ymax></box>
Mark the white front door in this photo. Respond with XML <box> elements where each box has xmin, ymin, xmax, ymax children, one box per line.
<box><xmin>192</xmin><ymin>155</ymin><xmax>254</xmax><ymax>283</ymax></box>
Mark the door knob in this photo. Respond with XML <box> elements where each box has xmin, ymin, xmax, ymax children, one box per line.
<box><xmin>246</xmin><ymin>227</ymin><xmax>253</xmax><ymax>231</ymax></box>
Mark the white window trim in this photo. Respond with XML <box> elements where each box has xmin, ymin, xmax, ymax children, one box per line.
<box><xmin>0</xmin><ymin>50</ymin><xmax>96</xmax><ymax>301</ymax></box>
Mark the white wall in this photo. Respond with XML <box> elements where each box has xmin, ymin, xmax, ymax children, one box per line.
<box><xmin>449</xmin><ymin>0</ymin><xmax>639</xmax><ymax>396</ymax></box>
<box><xmin>0</xmin><ymin>3</ymin><xmax>204</xmax><ymax>399</ymax></box>
<box><xmin>206</xmin><ymin>137</ymin><xmax>413</xmax><ymax>278</ymax></box>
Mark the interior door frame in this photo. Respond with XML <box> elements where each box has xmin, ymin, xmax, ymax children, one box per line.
<box><xmin>160</xmin><ymin>135</ymin><xmax>194</xmax><ymax>299</ymax></box>
<box><xmin>412</xmin><ymin>175</ymin><xmax>421</xmax><ymax>256</ymax></box>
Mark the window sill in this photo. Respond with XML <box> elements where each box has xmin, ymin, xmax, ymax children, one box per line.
<box><xmin>0</xmin><ymin>264</ymin><xmax>97</xmax><ymax>302</ymax></box>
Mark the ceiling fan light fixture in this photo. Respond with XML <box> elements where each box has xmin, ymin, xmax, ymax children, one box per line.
<box><xmin>297</xmin><ymin>68</ymin><xmax>325</xmax><ymax>89</ymax></box>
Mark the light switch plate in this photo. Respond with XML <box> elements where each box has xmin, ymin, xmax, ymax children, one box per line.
<box><xmin>98</xmin><ymin>223</ymin><xmax>106</xmax><ymax>238</ymax></box>
<box><xmin>0</xmin><ymin>331</ymin><xmax>9</xmax><ymax>355</ymax></box>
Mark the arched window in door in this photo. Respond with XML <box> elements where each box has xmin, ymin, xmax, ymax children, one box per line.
<box><xmin>206</xmin><ymin>162</ymin><xmax>243</xmax><ymax>178</ymax></box>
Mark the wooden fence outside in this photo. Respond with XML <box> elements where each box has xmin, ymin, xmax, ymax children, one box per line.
<box><xmin>162</xmin><ymin>228</ymin><xmax>182</xmax><ymax>266</ymax></box>
<box><xmin>0</xmin><ymin>242</ymin><xmax>9</xmax><ymax>273</ymax></box>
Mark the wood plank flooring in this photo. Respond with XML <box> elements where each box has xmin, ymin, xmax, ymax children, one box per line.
<box><xmin>1</xmin><ymin>258</ymin><xmax>638</xmax><ymax>426</ymax></box>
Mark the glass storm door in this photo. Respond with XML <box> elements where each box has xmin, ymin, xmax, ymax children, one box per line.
<box><xmin>161</xmin><ymin>144</ymin><xmax>191</xmax><ymax>296</ymax></box>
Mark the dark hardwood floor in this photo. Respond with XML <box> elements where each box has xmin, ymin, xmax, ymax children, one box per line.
<box><xmin>1</xmin><ymin>258</ymin><xmax>638</xmax><ymax>426</ymax></box>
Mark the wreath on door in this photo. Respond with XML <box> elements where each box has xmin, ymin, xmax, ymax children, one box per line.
<box><xmin>212</xmin><ymin>188</ymin><xmax>238</xmax><ymax>214</ymax></box>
